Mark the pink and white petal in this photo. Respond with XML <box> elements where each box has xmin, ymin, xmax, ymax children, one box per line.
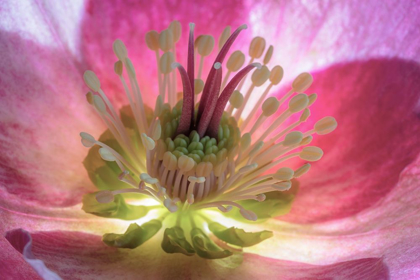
<box><xmin>0</xmin><ymin>30</ymin><xmax>105</xmax><ymax>207</ymax></box>
<box><xmin>0</xmin><ymin>235</ymin><xmax>42</xmax><ymax>280</ymax></box>
<box><xmin>5</xmin><ymin>229</ymin><xmax>61</xmax><ymax>280</ymax></box>
<box><xmin>5</xmin><ymin>229</ymin><xmax>389</xmax><ymax>280</ymax></box>
<box><xmin>277</xmin><ymin>58</ymin><xmax>420</xmax><ymax>223</ymax></box>
<box><xmin>80</xmin><ymin>0</ymin><xmax>255</xmax><ymax>106</ymax></box>
<box><xmin>251</xmin><ymin>0</ymin><xmax>420</xmax><ymax>78</ymax></box>
<box><xmin>0</xmin><ymin>0</ymin><xmax>85</xmax><ymax>57</ymax></box>
<box><xmin>0</xmin><ymin>192</ymin><xmax>144</xmax><ymax>237</ymax></box>
<box><xmin>249</xmin><ymin>152</ymin><xmax>420</xmax><ymax>279</ymax></box>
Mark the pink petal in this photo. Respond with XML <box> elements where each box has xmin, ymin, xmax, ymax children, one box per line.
<box><xmin>251</xmin><ymin>1</ymin><xmax>420</xmax><ymax>78</ymax></box>
<box><xmin>5</xmin><ymin>229</ymin><xmax>390</xmax><ymax>279</ymax></box>
<box><xmin>5</xmin><ymin>229</ymin><xmax>61</xmax><ymax>279</ymax></box>
<box><xmin>280</xmin><ymin>58</ymin><xmax>420</xmax><ymax>223</ymax></box>
<box><xmin>80</xmin><ymin>0</ymin><xmax>254</xmax><ymax>104</ymax></box>
<box><xmin>0</xmin><ymin>235</ymin><xmax>42</xmax><ymax>280</ymax></box>
<box><xmin>256</xmin><ymin>153</ymin><xmax>420</xmax><ymax>279</ymax></box>
<box><xmin>0</xmin><ymin>31</ymin><xmax>104</xmax><ymax>207</ymax></box>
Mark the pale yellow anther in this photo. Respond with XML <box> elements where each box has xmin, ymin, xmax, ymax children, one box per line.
<box><xmin>112</xmin><ymin>39</ymin><xmax>128</xmax><ymax>60</ymax></box>
<box><xmin>226</xmin><ymin>50</ymin><xmax>245</xmax><ymax>72</ymax></box>
<box><xmin>140</xmin><ymin>173</ymin><xmax>159</xmax><ymax>184</ymax></box>
<box><xmin>308</xmin><ymin>93</ymin><xmax>317</xmax><ymax>106</ymax></box>
<box><xmin>197</xmin><ymin>35</ymin><xmax>215</xmax><ymax>57</ymax></box>
<box><xmin>124</xmin><ymin>58</ymin><xmax>136</xmax><ymax>78</ymax></box>
<box><xmin>269</xmin><ymin>65</ymin><xmax>284</xmax><ymax>85</ymax></box>
<box><xmin>229</xmin><ymin>90</ymin><xmax>244</xmax><ymax>109</ymax></box>
<box><xmin>96</xmin><ymin>190</ymin><xmax>114</xmax><ymax>203</ymax></box>
<box><xmin>228</xmin><ymin>146</ymin><xmax>239</xmax><ymax>161</ymax></box>
<box><xmin>156</xmin><ymin>139</ymin><xmax>166</xmax><ymax>161</ymax></box>
<box><xmin>169</xmin><ymin>20</ymin><xmax>182</xmax><ymax>43</ymax></box>
<box><xmin>314</xmin><ymin>117</ymin><xmax>338</xmax><ymax>135</ymax></box>
<box><xmin>178</xmin><ymin>155</ymin><xmax>195</xmax><ymax>172</ymax></box>
<box><xmin>249</xmin><ymin>36</ymin><xmax>266</xmax><ymax>59</ymax></box>
<box><xmin>141</xmin><ymin>133</ymin><xmax>155</xmax><ymax>151</ymax></box>
<box><xmin>256</xmin><ymin>194</ymin><xmax>266</xmax><ymax>202</ymax></box>
<box><xmin>159</xmin><ymin>52</ymin><xmax>175</xmax><ymax>74</ymax></box>
<box><xmin>196</xmin><ymin>162</ymin><xmax>213</xmax><ymax>177</ymax></box>
<box><xmin>288</xmin><ymin>93</ymin><xmax>309</xmax><ymax>113</ymax></box>
<box><xmin>152</xmin><ymin>120</ymin><xmax>162</xmax><ymax>140</ymax></box>
<box><xmin>163</xmin><ymin>151</ymin><xmax>178</xmax><ymax>170</ymax></box>
<box><xmin>145</xmin><ymin>30</ymin><xmax>160</xmax><ymax>51</ymax></box>
<box><xmin>154</xmin><ymin>95</ymin><xmax>164</xmax><ymax>117</ymax></box>
<box><xmin>263</xmin><ymin>45</ymin><xmax>273</xmax><ymax>65</ymax></box>
<box><xmin>214</xmin><ymin>160</ymin><xmax>228</xmax><ymax>177</ymax></box>
<box><xmin>218</xmin><ymin>26</ymin><xmax>231</xmax><ymax>50</ymax></box>
<box><xmin>159</xmin><ymin>29</ymin><xmax>174</xmax><ymax>52</ymax></box>
<box><xmin>194</xmin><ymin>79</ymin><xmax>204</xmax><ymax>95</ymax></box>
<box><xmin>292</xmin><ymin>72</ymin><xmax>313</xmax><ymax>93</ymax></box>
<box><xmin>273</xmin><ymin>181</ymin><xmax>292</xmax><ymax>191</ymax></box>
<box><xmin>93</xmin><ymin>95</ymin><xmax>106</xmax><ymax>113</ymax></box>
<box><xmin>294</xmin><ymin>163</ymin><xmax>311</xmax><ymax>178</ymax></box>
<box><xmin>194</xmin><ymin>35</ymin><xmax>203</xmax><ymax>48</ymax></box>
<box><xmin>188</xmin><ymin>176</ymin><xmax>206</xmax><ymax>184</ymax></box>
<box><xmin>164</xmin><ymin>198</ymin><xmax>177</xmax><ymax>212</ymax></box>
<box><xmin>300</xmin><ymin>146</ymin><xmax>323</xmax><ymax>161</ymax></box>
<box><xmin>114</xmin><ymin>60</ymin><xmax>123</xmax><ymax>76</ymax></box>
<box><xmin>273</xmin><ymin>167</ymin><xmax>294</xmax><ymax>181</ymax></box>
<box><xmin>80</xmin><ymin>132</ymin><xmax>96</xmax><ymax>148</ymax></box>
<box><xmin>85</xmin><ymin>92</ymin><xmax>94</xmax><ymax>105</ymax></box>
<box><xmin>83</xmin><ymin>70</ymin><xmax>101</xmax><ymax>92</ymax></box>
<box><xmin>283</xmin><ymin>131</ymin><xmax>303</xmax><ymax>146</ymax></box>
<box><xmin>239</xmin><ymin>163</ymin><xmax>258</xmax><ymax>174</ymax></box>
<box><xmin>240</xmin><ymin>133</ymin><xmax>251</xmax><ymax>150</ymax></box>
<box><xmin>300</xmin><ymin>108</ymin><xmax>311</xmax><ymax>122</ymax></box>
<box><xmin>300</xmin><ymin>135</ymin><xmax>313</xmax><ymax>146</ymax></box>
<box><xmin>99</xmin><ymin>148</ymin><xmax>116</xmax><ymax>162</ymax></box>
<box><xmin>262</xmin><ymin>97</ymin><xmax>280</xmax><ymax>117</ymax></box>
<box><xmin>251</xmin><ymin>65</ymin><xmax>270</xmax><ymax>87</ymax></box>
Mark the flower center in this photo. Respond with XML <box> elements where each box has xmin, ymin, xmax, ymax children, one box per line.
<box><xmin>80</xmin><ymin>21</ymin><xmax>337</xmax><ymax>258</ymax></box>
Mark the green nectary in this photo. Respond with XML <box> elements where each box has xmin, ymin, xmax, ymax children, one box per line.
<box><xmin>157</xmin><ymin>101</ymin><xmax>241</xmax><ymax>165</ymax></box>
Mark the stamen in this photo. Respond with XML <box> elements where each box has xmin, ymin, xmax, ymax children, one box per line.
<box><xmin>196</xmin><ymin>35</ymin><xmax>215</xmax><ymax>79</ymax></box>
<box><xmin>314</xmin><ymin>116</ymin><xmax>338</xmax><ymax>135</ymax></box>
<box><xmin>223</xmin><ymin>50</ymin><xmax>245</xmax><ymax>89</ymax></box>
<box><xmin>294</xmin><ymin>163</ymin><xmax>311</xmax><ymax>178</ymax></box>
<box><xmin>234</xmin><ymin>65</ymin><xmax>270</xmax><ymax>120</ymax></box>
<box><xmin>218</xmin><ymin>26</ymin><xmax>231</xmax><ymax>51</ymax></box>
<box><xmin>159</xmin><ymin>29</ymin><xmax>174</xmax><ymax>52</ymax></box>
<box><xmin>299</xmin><ymin>146</ymin><xmax>324</xmax><ymax>161</ymax></box>
<box><xmin>263</xmin><ymin>45</ymin><xmax>274</xmax><ymax>65</ymax></box>
<box><xmin>248</xmin><ymin>97</ymin><xmax>280</xmax><ymax>135</ymax></box>
<box><xmin>240</xmin><ymin>65</ymin><xmax>283</xmax><ymax>129</ymax></box>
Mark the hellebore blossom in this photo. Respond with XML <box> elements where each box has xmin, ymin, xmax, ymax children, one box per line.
<box><xmin>79</xmin><ymin>20</ymin><xmax>337</xmax><ymax>259</ymax></box>
<box><xmin>1</xmin><ymin>1</ymin><xmax>420</xmax><ymax>279</ymax></box>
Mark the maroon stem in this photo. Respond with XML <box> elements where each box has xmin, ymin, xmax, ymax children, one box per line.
<box><xmin>187</xmin><ymin>24</ymin><xmax>195</xmax><ymax>127</ymax></box>
<box><xmin>196</xmin><ymin>24</ymin><xmax>247</xmax><ymax>125</ymax></box>
<box><xmin>174</xmin><ymin>63</ymin><xmax>193</xmax><ymax>135</ymax></box>
<box><xmin>197</xmin><ymin>66</ymin><xmax>222</xmax><ymax>137</ymax></box>
<box><xmin>206</xmin><ymin>63</ymin><xmax>260</xmax><ymax>138</ymax></box>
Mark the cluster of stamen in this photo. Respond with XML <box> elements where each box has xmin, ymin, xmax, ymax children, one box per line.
<box><xmin>80</xmin><ymin>21</ymin><xmax>337</xmax><ymax>222</ymax></box>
